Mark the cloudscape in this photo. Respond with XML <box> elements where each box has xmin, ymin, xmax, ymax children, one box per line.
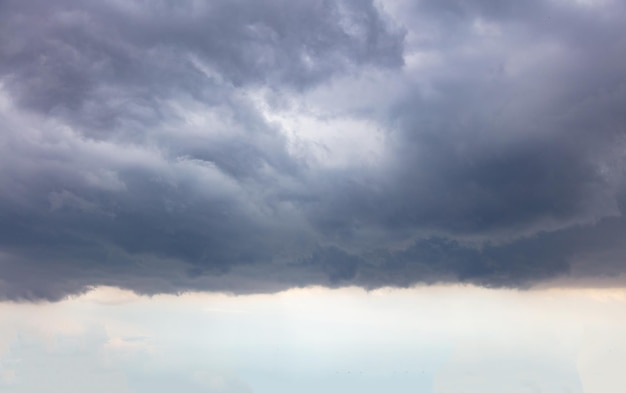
<box><xmin>2</xmin><ymin>1</ymin><xmax>626</xmax><ymax>392</ymax></box>
<box><xmin>2</xmin><ymin>0</ymin><xmax>626</xmax><ymax>300</ymax></box>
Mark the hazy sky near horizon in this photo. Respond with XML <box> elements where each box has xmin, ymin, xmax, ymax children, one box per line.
<box><xmin>2</xmin><ymin>0</ymin><xmax>626</xmax><ymax>299</ymax></box>
<box><xmin>2</xmin><ymin>285</ymin><xmax>626</xmax><ymax>393</ymax></box>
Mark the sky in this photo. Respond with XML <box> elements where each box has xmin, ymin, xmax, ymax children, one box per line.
<box><xmin>2</xmin><ymin>286</ymin><xmax>626</xmax><ymax>393</ymax></box>
<box><xmin>1</xmin><ymin>0</ymin><xmax>626</xmax><ymax>298</ymax></box>
<box><xmin>1</xmin><ymin>0</ymin><xmax>626</xmax><ymax>391</ymax></box>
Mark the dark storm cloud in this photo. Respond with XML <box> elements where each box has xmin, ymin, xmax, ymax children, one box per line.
<box><xmin>303</xmin><ymin>0</ymin><xmax>626</xmax><ymax>239</ymax></box>
<box><xmin>0</xmin><ymin>0</ymin><xmax>403</xmax><ymax>131</ymax></box>
<box><xmin>1</xmin><ymin>0</ymin><xmax>626</xmax><ymax>301</ymax></box>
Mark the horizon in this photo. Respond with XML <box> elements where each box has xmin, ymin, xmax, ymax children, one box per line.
<box><xmin>2</xmin><ymin>0</ymin><xmax>626</xmax><ymax>391</ymax></box>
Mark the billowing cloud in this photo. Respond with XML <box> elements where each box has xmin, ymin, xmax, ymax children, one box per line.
<box><xmin>1</xmin><ymin>0</ymin><xmax>626</xmax><ymax>300</ymax></box>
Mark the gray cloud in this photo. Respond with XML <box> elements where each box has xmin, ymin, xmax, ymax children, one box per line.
<box><xmin>0</xmin><ymin>0</ymin><xmax>404</xmax><ymax>130</ymax></box>
<box><xmin>1</xmin><ymin>0</ymin><xmax>626</xmax><ymax>300</ymax></box>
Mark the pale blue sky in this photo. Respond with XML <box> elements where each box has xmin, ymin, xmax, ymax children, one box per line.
<box><xmin>2</xmin><ymin>285</ymin><xmax>625</xmax><ymax>393</ymax></box>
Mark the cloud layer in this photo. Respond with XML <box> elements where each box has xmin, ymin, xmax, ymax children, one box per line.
<box><xmin>1</xmin><ymin>0</ymin><xmax>626</xmax><ymax>300</ymax></box>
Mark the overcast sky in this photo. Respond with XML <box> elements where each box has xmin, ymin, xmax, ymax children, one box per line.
<box><xmin>3</xmin><ymin>1</ymin><xmax>626</xmax><ymax>392</ymax></box>
<box><xmin>2</xmin><ymin>0</ymin><xmax>626</xmax><ymax>299</ymax></box>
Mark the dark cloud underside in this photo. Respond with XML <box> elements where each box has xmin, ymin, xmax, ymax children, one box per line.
<box><xmin>1</xmin><ymin>0</ymin><xmax>626</xmax><ymax>300</ymax></box>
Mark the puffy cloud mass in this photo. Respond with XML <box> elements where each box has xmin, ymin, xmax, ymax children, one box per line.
<box><xmin>1</xmin><ymin>0</ymin><xmax>626</xmax><ymax>300</ymax></box>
